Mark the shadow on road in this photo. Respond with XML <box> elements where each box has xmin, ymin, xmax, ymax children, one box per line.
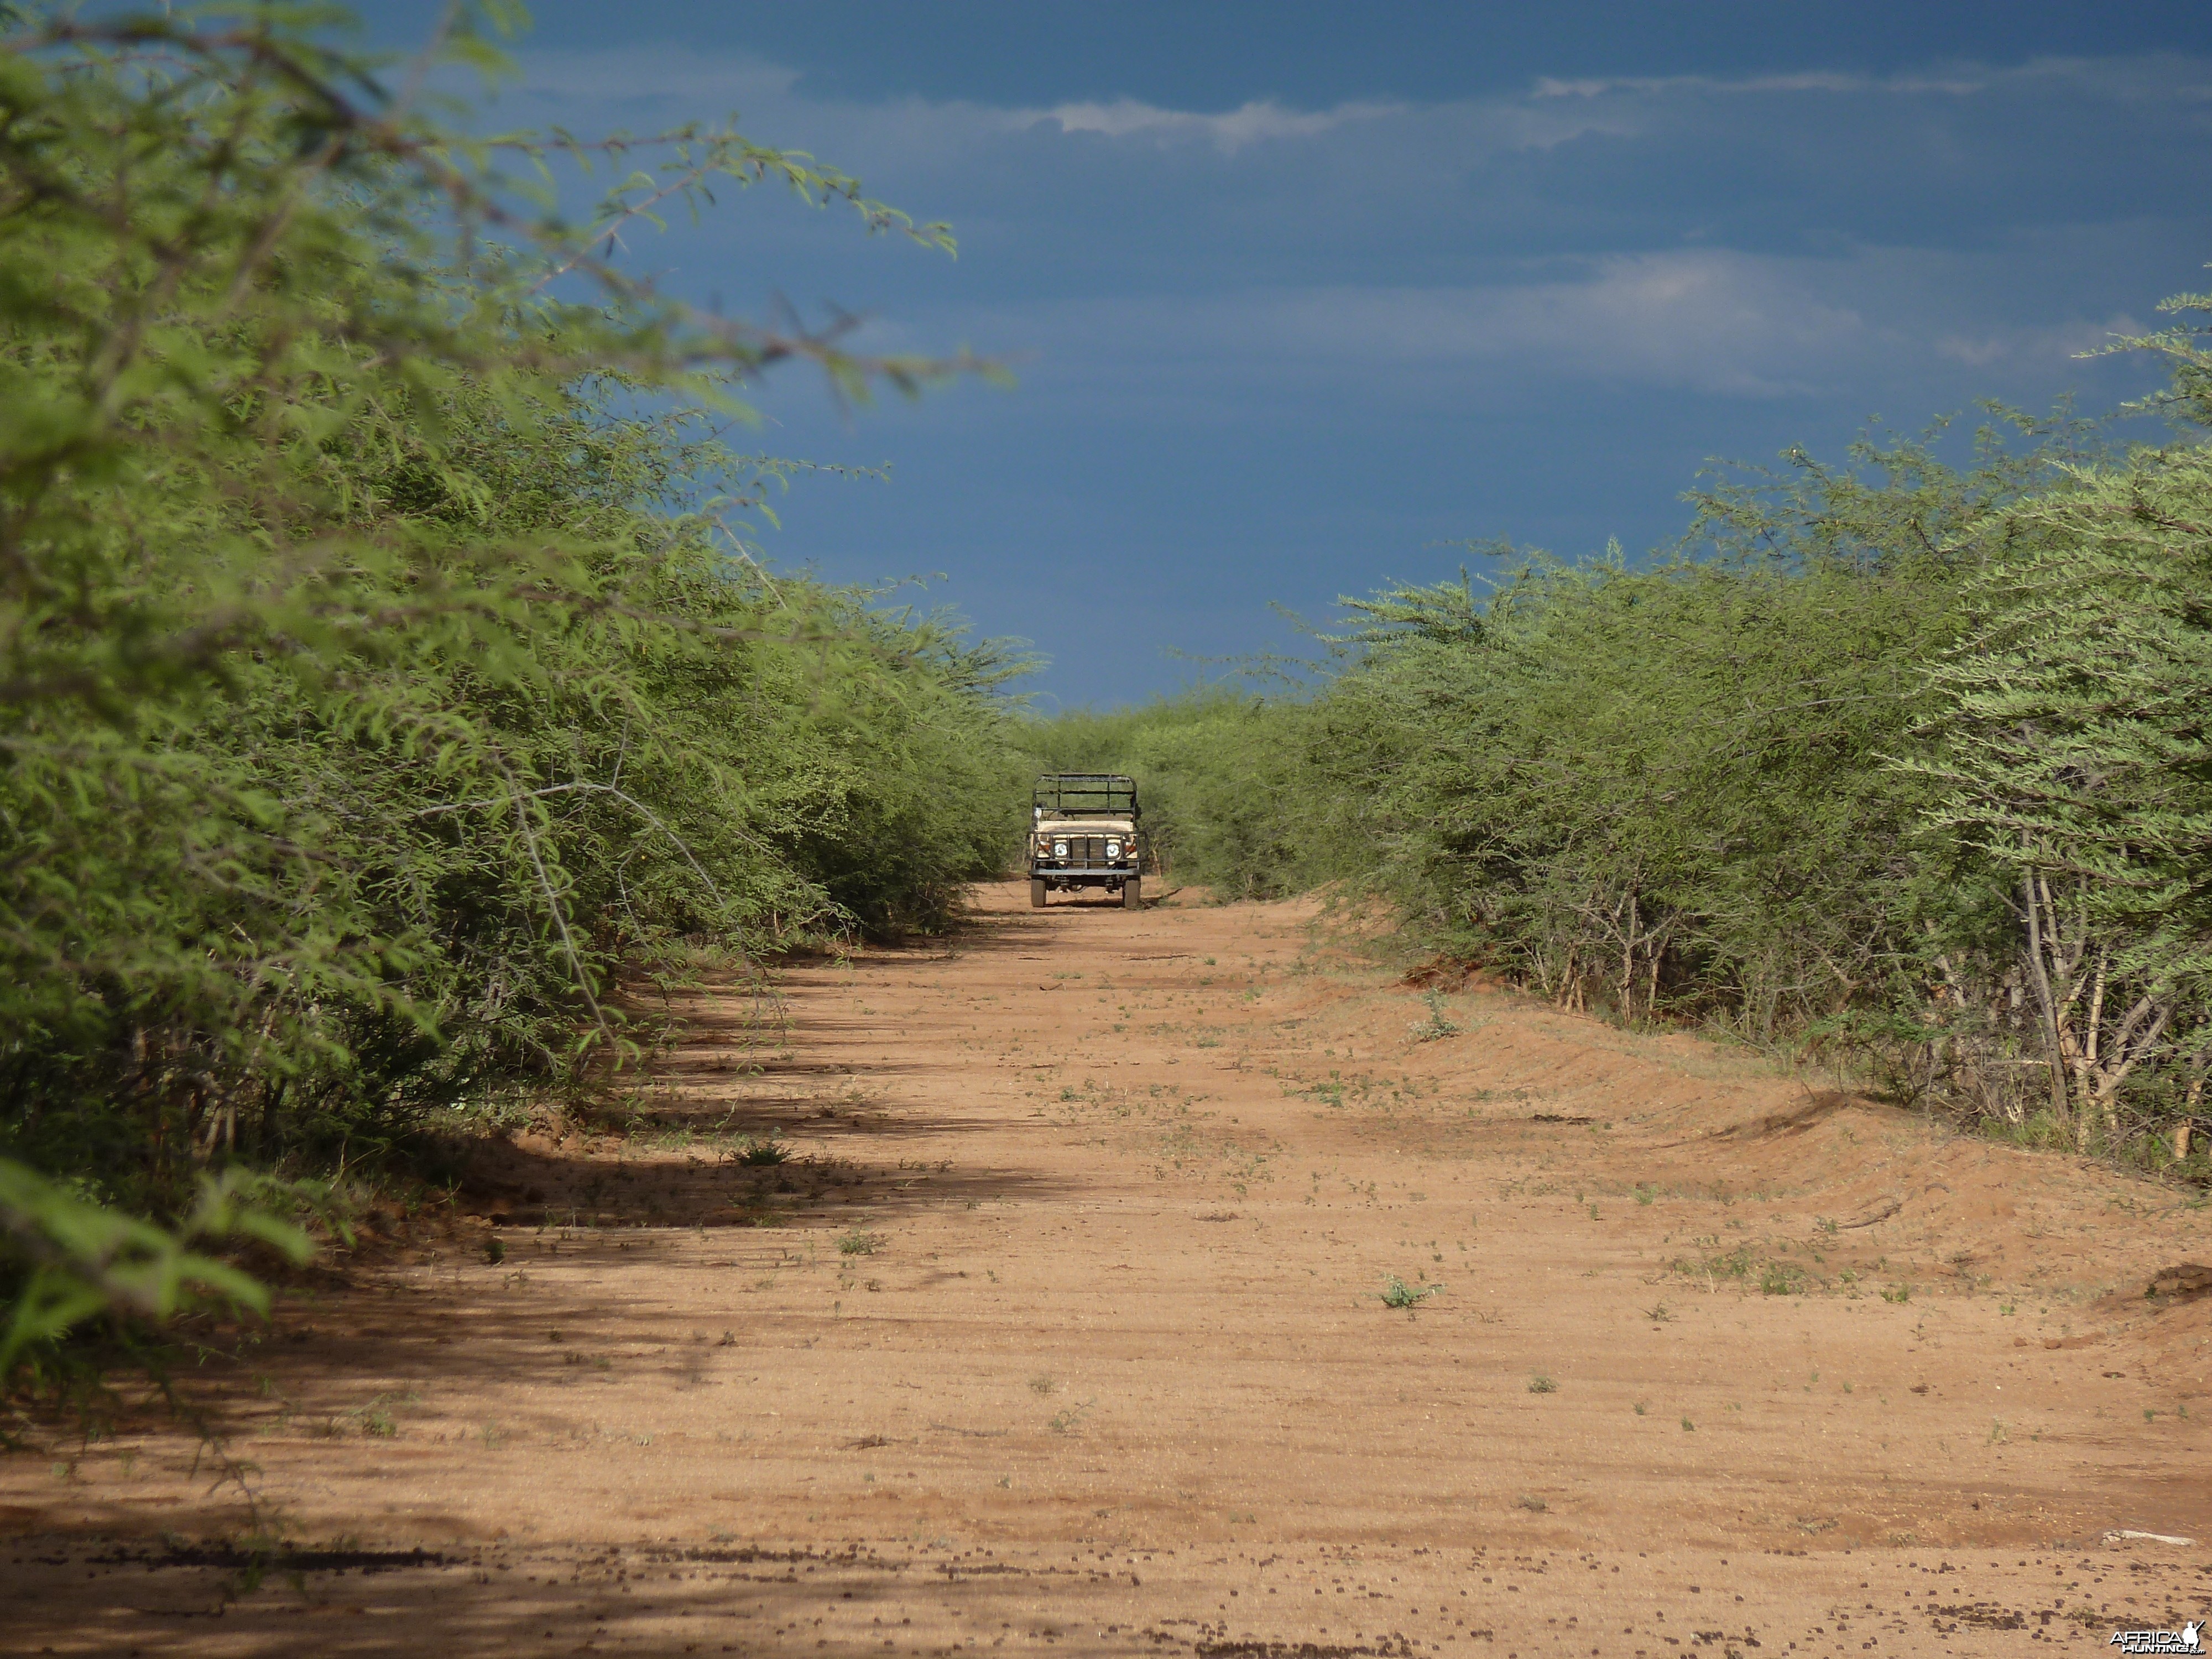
<box><xmin>0</xmin><ymin>1536</ymin><xmax>1185</xmax><ymax>1659</ymax></box>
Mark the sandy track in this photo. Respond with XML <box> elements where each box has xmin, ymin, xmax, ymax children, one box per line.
<box><xmin>6</xmin><ymin>881</ymin><xmax>2210</xmax><ymax>1656</ymax></box>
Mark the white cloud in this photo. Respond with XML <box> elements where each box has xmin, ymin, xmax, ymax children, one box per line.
<box><xmin>1237</xmin><ymin>252</ymin><xmax>1884</xmax><ymax>397</ymax></box>
<box><xmin>917</xmin><ymin>244</ymin><xmax>2164</xmax><ymax>411</ymax></box>
<box><xmin>1531</xmin><ymin>70</ymin><xmax>1987</xmax><ymax>100</ymax></box>
<box><xmin>495</xmin><ymin>47</ymin><xmax>802</xmax><ymax>108</ymax></box>
<box><xmin>498</xmin><ymin>43</ymin><xmax>2212</xmax><ymax>186</ymax></box>
<box><xmin>488</xmin><ymin>41</ymin><xmax>2208</xmax><ymax>410</ymax></box>
<box><xmin>1933</xmin><ymin>316</ymin><xmax>2143</xmax><ymax>369</ymax></box>
<box><xmin>1015</xmin><ymin>96</ymin><xmax>1402</xmax><ymax>151</ymax></box>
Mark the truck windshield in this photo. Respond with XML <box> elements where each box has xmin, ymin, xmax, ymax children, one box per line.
<box><xmin>1034</xmin><ymin>774</ymin><xmax>1137</xmax><ymax>817</ymax></box>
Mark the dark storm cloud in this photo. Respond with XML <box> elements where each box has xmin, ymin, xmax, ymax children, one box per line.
<box><xmin>436</xmin><ymin>30</ymin><xmax>2209</xmax><ymax>694</ymax></box>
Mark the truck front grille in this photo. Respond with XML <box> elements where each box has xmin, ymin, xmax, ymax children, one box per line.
<box><xmin>1041</xmin><ymin>835</ymin><xmax>1131</xmax><ymax>869</ymax></box>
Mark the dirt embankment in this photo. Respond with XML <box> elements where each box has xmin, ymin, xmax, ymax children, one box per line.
<box><xmin>6</xmin><ymin>881</ymin><xmax>2210</xmax><ymax>1656</ymax></box>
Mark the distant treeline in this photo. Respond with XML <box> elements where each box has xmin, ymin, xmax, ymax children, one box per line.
<box><xmin>1026</xmin><ymin>358</ymin><xmax>2212</xmax><ymax>1170</ymax></box>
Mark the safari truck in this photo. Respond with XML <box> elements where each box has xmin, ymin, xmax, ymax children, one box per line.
<box><xmin>1028</xmin><ymin>774</ymin><xmax>1141</xmax><ymax>909</ymax></box>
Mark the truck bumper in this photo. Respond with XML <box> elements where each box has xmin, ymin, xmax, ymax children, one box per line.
<box><xmin>1030</xmin><ymin>863</ymin><xmax>1139</xmax><ymax>888</ymax></box>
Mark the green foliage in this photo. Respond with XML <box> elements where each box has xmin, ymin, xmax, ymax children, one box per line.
<box><xmin>0</xmin><ymin>1158</ymin><xmax>310</xmax><ymax>1385</ymax></box>
<box><xmin>1323</xmin><ymin>548</ymin><xmax>1955</xmax><ymax>1031</ymax></box>
<box><xmin>1314</xmin><ymin>413</ymin><xmax>2079</xmax><ymax>1040</ymax></box>
<box><xmin>0</xmin><ymin>4</ymin><xmax>1023</xmax><ymax>1381</ymax></box>
<box><xmin>1380</xmin><ymin>1274</ymin><xmax>1442</xmax><ymax>1310</ymax></box>
<box><xmin>1931</xmin><ymin>442</ymin><xmax>2212</xmax><ymax>971</ymax></box>
<box><xmin>1914</xmin><ymin>310</ymin><xmax>2212</xmax><ymax>1141</ymax></box>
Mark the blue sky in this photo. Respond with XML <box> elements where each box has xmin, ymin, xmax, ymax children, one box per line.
<box><xmin>382</xmin><ymin>2</ymin><xmax>2212</xmax><ymax>705</ymax></box>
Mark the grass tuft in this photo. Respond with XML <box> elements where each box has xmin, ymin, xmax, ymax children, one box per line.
<box><xmin>1407</xmin><ymin>992</ymin><xmax>1463</xmax><ymax>1042</ymax></box>
<box><xmin>1381</xmin><ymin>1275</ymin><xmax>1444</xmax><ymax>1310</ymax></box>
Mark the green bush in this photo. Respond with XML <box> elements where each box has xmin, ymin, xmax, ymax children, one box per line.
<box><xmin>0</xmin><ymin>3</ymin><xmax>1021</xmax><ymax>1377</ymax></box>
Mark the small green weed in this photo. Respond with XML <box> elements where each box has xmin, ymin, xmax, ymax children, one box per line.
<box><xmin>1527</xmin><ymin>1374</ymin><xmax>1557</xmax><ymax>1395</ymax></box>
<box><xmin>1672</xmin><ymin>1241</ymin><xmax>1755</xmax><ymax>1284</ymax></box>
<box><xmin>838</xmin><ymin>1230</ymin><xmax>884</xmax><ymax>1256</ymax></box>
<box><xmin>1381</xmin><ymin>1276</ymin><xmax>1444</xmax><ymax>1310</ymax></box>
<box><xmin>1407</xmin><ymin>993</ymin><xmax>1462</xmax><ymax>1042</ymax></box>
<box><xmin>1047</xmin><ymin>1399</ymin><xmax>1095</xmax><ymax>1436</ymax></box>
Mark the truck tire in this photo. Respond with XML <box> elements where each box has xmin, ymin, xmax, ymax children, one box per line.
<box><xmin>1121</xmin><ymin>875</ymin><xmax>1141</xmax><ymax>910</ymax></box>
<box><xmin>1030</xmin><ymin>877</ymin><xmax>1047</xmax><ymax>909</ymax></box>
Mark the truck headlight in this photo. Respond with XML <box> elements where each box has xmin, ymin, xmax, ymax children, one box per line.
<box><xmin>1052</xmin><ymin>839</ymin><xmax>1068</xmax><ymax>858</ymax></box>
<box><xmin>1105</xmin><ymin>838</ymin><xmax>1123</xmax><ymax>860</ymax></box>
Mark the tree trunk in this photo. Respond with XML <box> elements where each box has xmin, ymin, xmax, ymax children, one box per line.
<box><xmin>2018</xmin><ymin>870</ymin><xmax>2073</xmax><ymax>1131</ymax></box>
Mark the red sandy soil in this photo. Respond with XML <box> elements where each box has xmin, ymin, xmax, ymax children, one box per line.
<box><xmin>5</xmin><ymin>880</ymin><xmax>2211</xmax><ymax>1657</ymax></box>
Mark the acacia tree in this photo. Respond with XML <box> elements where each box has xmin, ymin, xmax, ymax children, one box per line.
<box><xmin>1919</xmin><ymin>297</ymin><xmax>2212</xmax><ymax>1150</ymax></box>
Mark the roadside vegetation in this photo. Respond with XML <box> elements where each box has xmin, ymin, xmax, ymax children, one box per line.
<box><xmin>0</xmin><ymin>4</ymin><xmax>1025</xmax><ymax>1396</ymax></box>
<box><xmin>1032</xmin><ymin>338</ymin><xmax>2212</xmax><ymax>1177</ymax></box>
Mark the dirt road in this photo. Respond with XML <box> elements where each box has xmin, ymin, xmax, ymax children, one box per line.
<box><xmin>7</xmin><ymin>882</ymin><xmax>2210</xmax><ymax>1655</ymax></box>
